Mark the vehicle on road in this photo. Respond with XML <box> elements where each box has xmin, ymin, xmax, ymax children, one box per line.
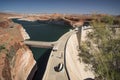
<box><xmin>54</xmin><ymin>63</ymin><xmax>64</xmax><ymax>72</ymax></box>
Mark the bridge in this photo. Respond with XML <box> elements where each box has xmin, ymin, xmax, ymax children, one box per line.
<box><xmin>24</xmin><ymin>40</ymin><xmax>57</xmax><ymax>48</ymax></box>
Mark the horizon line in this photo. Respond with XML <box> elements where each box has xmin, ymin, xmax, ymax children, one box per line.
<box><xmin>0</xmin><ymin>11</ymin><xmax>119</xmax><ymax>16</ymax></box>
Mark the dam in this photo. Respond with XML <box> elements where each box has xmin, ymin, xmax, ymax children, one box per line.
<box><xmin>12</xmin><ymin>18</ymin><xmax>72</xmax><ymax>79</ymax></box>
<box><xmin>12</xmin><ymin>18</ymin><xmax>96</xmax><ymax>80</ymax></box>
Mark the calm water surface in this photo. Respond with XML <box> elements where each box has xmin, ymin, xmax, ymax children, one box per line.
<box><xmin>12</xmin><ymin>19</ymin><xmax>71</xmax><ymax>60</ymax></box>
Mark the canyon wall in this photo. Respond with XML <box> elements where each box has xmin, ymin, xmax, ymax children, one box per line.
<box><xmin>0</xmin><ymin>19</ymin><xmax>36</xmax><ymax>80</ymax></box>
<box><xmin>37</xmin><ymin>16</ymin><xmax>84</xmax><ymax>27</ymax></box>
<box><xmin>13</xmin><ymin>13</ymin><xmax>84</xmax><ymax>27</ymax></box>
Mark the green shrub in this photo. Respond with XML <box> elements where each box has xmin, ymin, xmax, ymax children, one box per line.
<box><xmin>0</xmin><ymin>45</ymin><xmax>5</xmax><ymax>52</ymax></box>
<box><xmin>80</xmin><ymin>15</ymin><xmax>120</xmax><ymax>80</ymax></box>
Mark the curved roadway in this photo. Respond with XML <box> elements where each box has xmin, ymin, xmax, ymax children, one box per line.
<box><xmin>42</xmin><ymin>30</ymin><xmax>77</xmax><ymax>80</ymax></box>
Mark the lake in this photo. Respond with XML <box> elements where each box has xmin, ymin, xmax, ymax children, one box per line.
<box><xmin>12</xmin><ymin>19</ymin><xmax>71</xmax><ymax>60</ymax></box>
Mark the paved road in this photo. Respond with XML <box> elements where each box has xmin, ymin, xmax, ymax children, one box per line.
<box><xmin>42</xmin><ymin>30</ymin><xmax>76</xmax><ymax>80</ymax></box>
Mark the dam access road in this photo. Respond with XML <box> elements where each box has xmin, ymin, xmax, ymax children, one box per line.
<box><xmin>42</xmin><ymin>29</ymin><xmax>77</xmax><ymax>80</ymax></box>
<box><xmin>24</xmin><ymin>29</ymin><xmax>77</xmax><ymax>80</ymax></box>
<box><xmin>25</xmin><ymin>29</ymin><xmax>77</xmax><ymax>80</ymax></box>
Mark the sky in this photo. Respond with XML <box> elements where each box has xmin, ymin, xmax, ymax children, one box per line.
<box><xmin>0</xmin><ymin>0</ymin><xmax>120</xmax><ymax>15</ymax></box>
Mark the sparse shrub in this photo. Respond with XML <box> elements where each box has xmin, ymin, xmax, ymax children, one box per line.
<box><xmin>0</xmin><ymin>45</ymin><xmax>5</xmax><ymax>52</ymax></box>
<box><xmin>101</xmin><ymin>15</ymin><xmax>114</xmax><ymax>25</ymax></box>
<box><xmin>6</xmin><ymin>46</ymin><xmax>15</xmax><ymax>61</ymax></box>
<box><xmin>79</xmin><ymin>15</ymin><xmax>120</xmax><ymax>80</ymax></box>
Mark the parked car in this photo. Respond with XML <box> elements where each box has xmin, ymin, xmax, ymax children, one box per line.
<box><xmin>54</xmin><ymin>63</ymin><xmax>64</xmax><ymax>72</ymax></box>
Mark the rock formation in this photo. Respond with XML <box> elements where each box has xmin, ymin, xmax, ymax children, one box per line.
<box><xmin>6</xmin><ymin>13</ymin><xmax>85</xmax><ymax>27</ymax></box>
<box><xmin>0</xmin><ymin>18</ymin><xmax>36</xmax><ymax>80</ymax></box>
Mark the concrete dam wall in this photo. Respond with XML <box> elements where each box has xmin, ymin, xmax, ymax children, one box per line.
<box><xmin>65</xmin><ymin>33</ymin><xmax>94</xmax><ymax>80</ymax></box>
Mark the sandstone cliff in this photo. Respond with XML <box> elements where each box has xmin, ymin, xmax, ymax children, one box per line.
<box><xmin>12</xmin><ymin>13</ymin><xmax>84</xmax><ymax>27</ymax></box>
<box><xmin>0</xmin><ymin>18</ymin><xmax>36</xmax><ymax>80</ymax></box>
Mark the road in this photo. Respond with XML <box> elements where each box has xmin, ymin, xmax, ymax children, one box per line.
<box><xmin>42</xmin><ymin>30</ymin><xmax>76</xmax><ymax>80</ymax></box>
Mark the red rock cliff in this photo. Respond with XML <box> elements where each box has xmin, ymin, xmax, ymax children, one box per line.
<box><xmin>0</xmin><ymin>19</ymin><xmax>36</xmax><ymax>80</ymax></box>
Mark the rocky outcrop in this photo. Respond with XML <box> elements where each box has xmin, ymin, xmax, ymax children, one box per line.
<box><xmin>0</xmin><ymin>19</ymin><xmax>36</xmax><ymax>80</ymax></box>
<box><xmin>15</xmin><ymin>13</ymin><xmax>84</xmax><ymax>27</ymax></box>
<box><xmin>11</xmin><ymin>44</ymin><xmax>35</xmax><ymax>80</ymax></box>
<box><xmin>20</xmin><ymin>27</ymin><xmax>30</xmax><ymax>40</ymax></box>
<box><xmin>0</xmin><ymin>19</ymin><xmax>13</xmax><ymax>28</ymax></box>
<box><xmin>38</xmin><ymin>18</ymin><xmax>72</xmax><ymax>26</ymax></box>
<box><xmin>37</xmin><ymin>16</ymin><xmax>84</xmax><ymax>27</ymax></box>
